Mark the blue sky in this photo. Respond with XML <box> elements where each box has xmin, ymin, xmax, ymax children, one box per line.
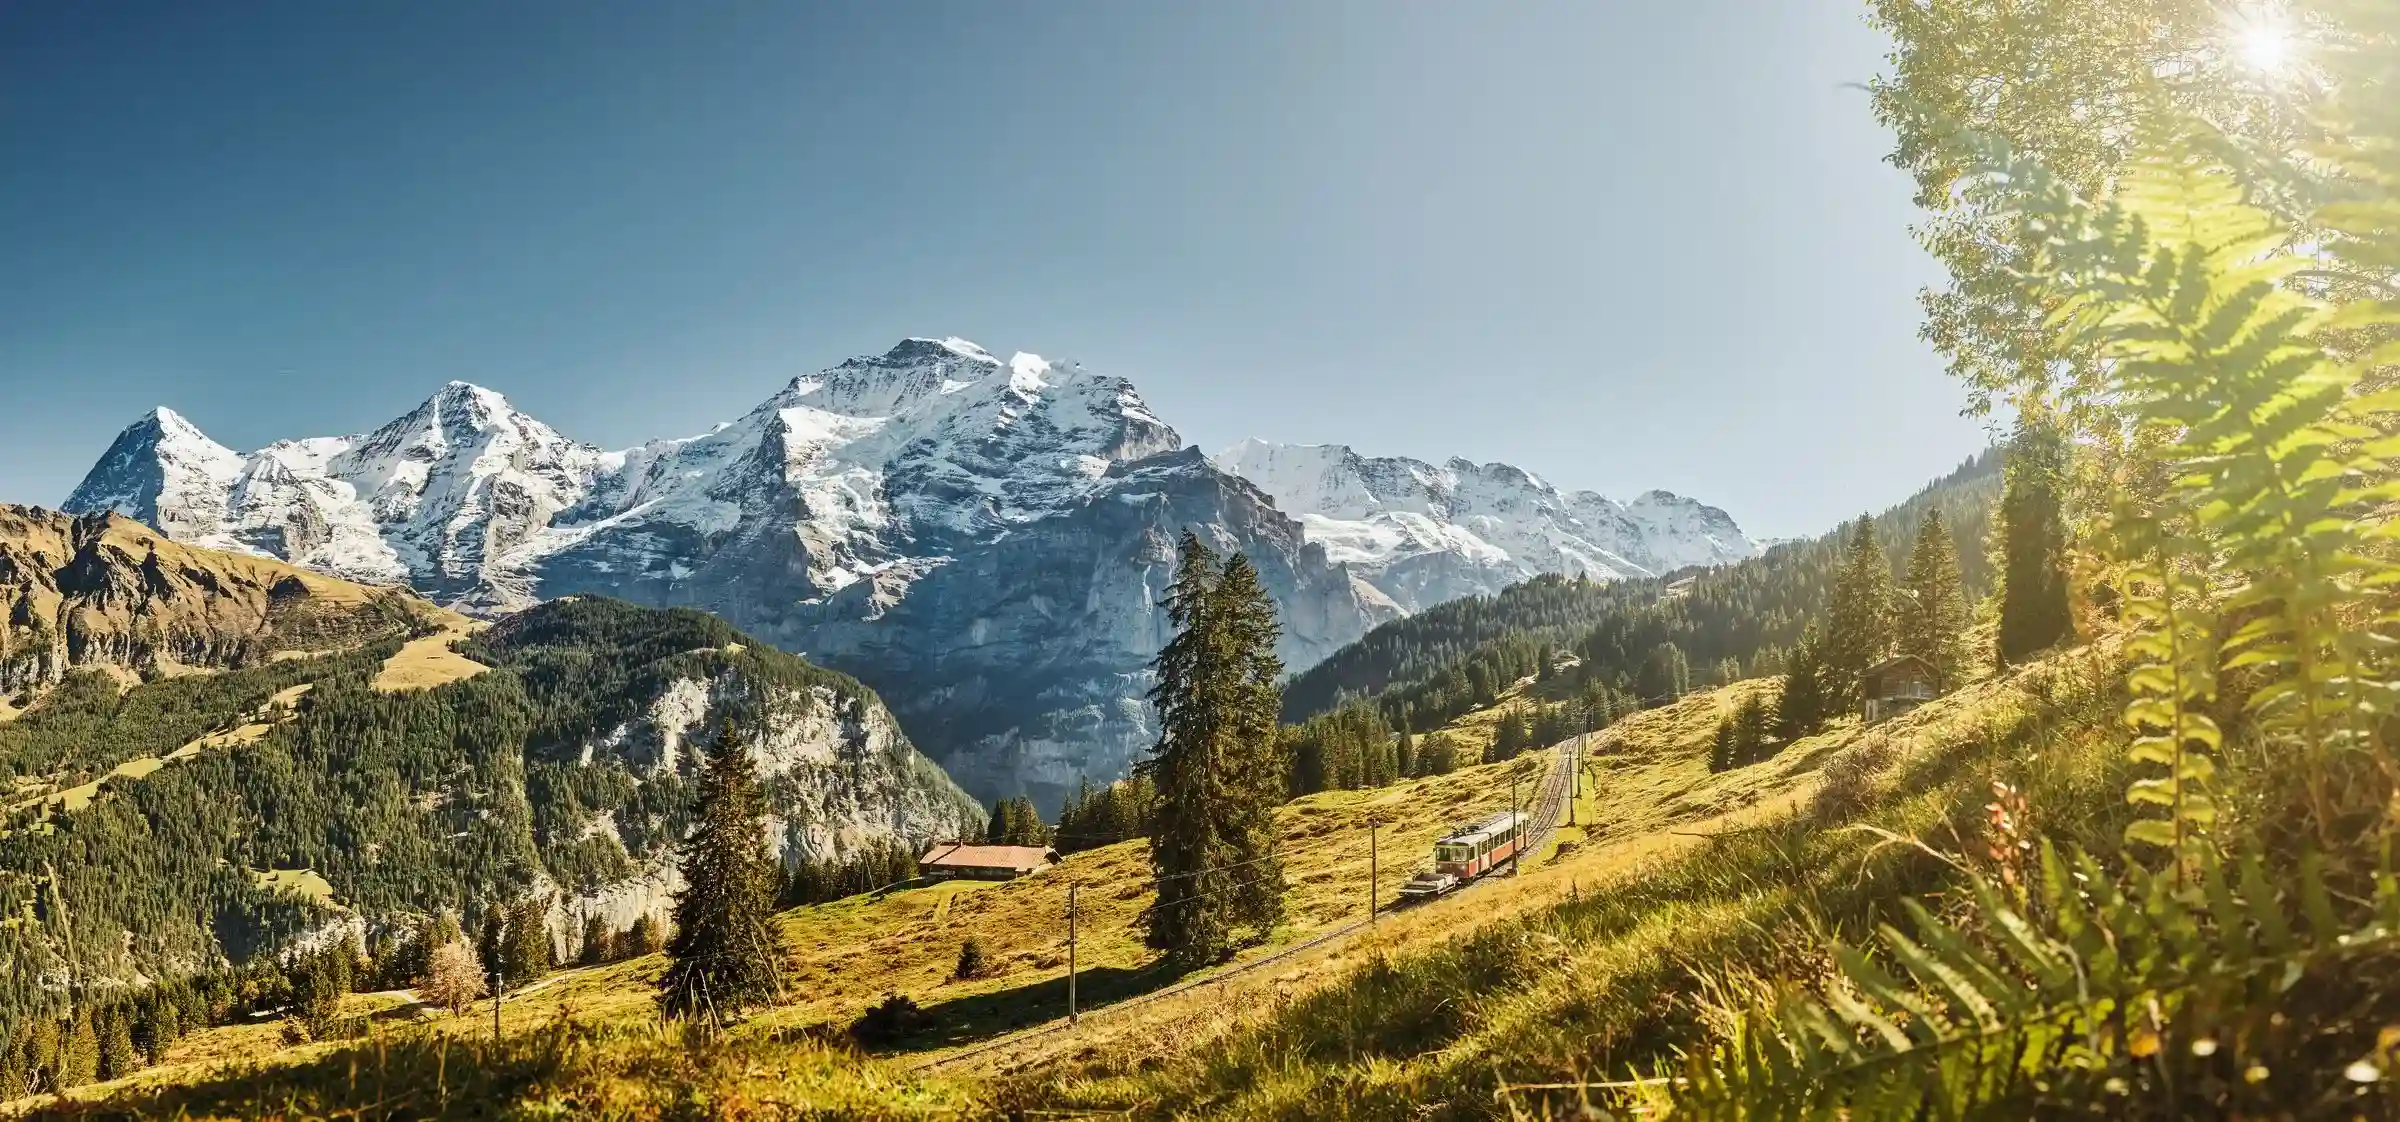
<box><xmin>0</xmin><ymin>1</ymin><xmax>1991</xmax><ymax>539</ymax></box>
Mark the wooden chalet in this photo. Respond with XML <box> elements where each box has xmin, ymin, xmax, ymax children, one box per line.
<box><xmin>1862</xmin><ymin>654</ymin><xmax>1938</xmax><ymax>723</ymax></box>
<box><xmin>916</xmin><ymin>842</ymin><xmax>1056</xmax><ymax>882</ymax></box>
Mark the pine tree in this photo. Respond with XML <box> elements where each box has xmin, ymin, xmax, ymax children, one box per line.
<box><xmin>1394</xmin><ymin>724</ymin><xmax>1417</xmax><ymax>779</ymax></box>
<box><xmin>1823</xmin><ymin>514</ymin><xmax>1898</xmax><ymax>713</ymax></box>
<box><xmin>1214</xmin><ymin>552</ymin><xmax>1288</xmax><ymax>938</ymax></box>
<box><xmin>95</xmin><ymin>1007</ymin><xmax>136</xmax><ymax>1080</ymax></box>
<box><xmin>1774</xmin><ymin>624</ymin><xmax>1830</xmax><ymax>740</ymax></box>
<box><xmin>1144</xmin><ymin>535</ymin><xmax>1288</xmax><ymax>968</ymax></box>
<box><xmin>627</xmin><ymin>913</ymin><xmax>664</xmax><ymax>958</ymax></box>
<box><xmin>504</xmin><ymin>895</ymin><xmax>552</xmax><ymax>987</ymax></box>
<box><xmin>57</xmin><ymin>1011</ymin><xmax>96</xmax><ymax>1089</ymax></box>
<box><xmin>657</xmin><ymin>721</ymin><xmax>790</xmax><ymax>1028</ymax></box>
<box><xmin>1897</xmin><ymin>507</ymin><xmax>1972</xmax><ymax>690</ymax></box>
<box><xmin>477</xmin><ymin>907</ymin><xmax>506</xmax><ymax>997</ymax></box>
<box><xmin>1996</xmin><ymin>409</ymin><xmax>2075</xmax><ymax>664</ymax></box>
<box><xmin>578</xmin><ymin>913</ymin><xmax>614</xmax><ymax>966</ymax></box>
<box><xmin>1709</xmin><ymin>714</ymin><xmax>1737</xmax><ymax>773</ymax></box>
<box><xmin>1734</xmin><ymin>690</ymin><xmax>1774</xmax><ymax>765</ymax></box>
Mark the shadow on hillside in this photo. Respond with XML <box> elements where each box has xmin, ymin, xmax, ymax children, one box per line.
<box><xmin>854</xmin><ymin>959</ymin><xmax>1193</xmax><ymax>1054</ymax></box>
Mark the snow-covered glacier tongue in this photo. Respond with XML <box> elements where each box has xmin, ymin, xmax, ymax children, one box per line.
<box><xmin>1210</xmin><ymin>438</ymin><xmax>1755</xmax><ymax>612</ymax></box>
<box><xmin>61</xmin><ymin>338</ymin><xmax>1393</xmax><ymax>810</ymax></box>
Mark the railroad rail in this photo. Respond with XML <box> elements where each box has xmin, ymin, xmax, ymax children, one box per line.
<box><xmin>912</xmin><ymin>741</ymin><xmax>1577</xmax><ymax>1073</ymax></box>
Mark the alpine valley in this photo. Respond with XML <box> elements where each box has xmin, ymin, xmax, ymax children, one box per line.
<box><xmin>61</xmin><ymin>338</ymin><xmax>1754</xmax><ymax>807</ymax></box>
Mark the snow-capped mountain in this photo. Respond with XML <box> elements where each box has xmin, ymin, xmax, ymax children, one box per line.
<box><xmin>1211</xmin><ymin>438</ymin><xmax>1754</xmax><ymax>611</ymax></box>
<box><xmin>63</xmin><ymin>339</ymin><xmax>1392</xmax><ymax>808</ymax></box>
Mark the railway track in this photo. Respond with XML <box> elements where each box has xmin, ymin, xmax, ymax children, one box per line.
<box><xmin>911</xmin><ymin>743</ymin><xmax>1577</xmax><ymax>1073</ymax></box>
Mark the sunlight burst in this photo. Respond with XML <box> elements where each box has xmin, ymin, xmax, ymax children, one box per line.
<box><xmin>2230</xmin><ymin>4</ymin><xmax>2296</xmax><ymax>74</ymax></box>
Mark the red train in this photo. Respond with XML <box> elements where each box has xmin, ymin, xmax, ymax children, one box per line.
<box><xmin>1398</xmin><ymin>809</ymin><xmax>1525</xmax><ymax>899</ymax></box>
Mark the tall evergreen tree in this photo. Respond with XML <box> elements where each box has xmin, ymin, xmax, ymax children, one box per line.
<box><xmin>1144</xmin><ymin>534</ymin><xmax>1287</xmax><ymax>968</ymax></box>
<box><xmin>1213</xmin><ymin>553</ymin><xmax>1287</xmax><ymax>936</ymax></box>
<box><xmin>476</xmin><ymin>908</ymin><xmax>506</xmax><ymax>997</ymax></box>
<box><xmin>1996</xmin><ymin>410</ymin><xmax>2075</xmax><ymax>664</ymax></box>
<box><xmin>1775</xmin><ymin>624</ymin><xmax>1831</xmax><ymax>740</ymax></box>
<box><xmin>657</xmin><ymin>721</ymin><xmax>789</xmax><ymax>1029</ymax></box>
<box><xmin>1897</xmin><ymin>508</ymin><xmax>1973</xmax><ymax>690</ymax></box>
<box><xmin>503</xmin><ymin>895</ymin><xmax>552</xmax><ymax>987</ymax></box>
<box><xmin>1823</xmin><ymin>514</ymin><xmax>1898</xmax><ymax>713</ymax></box>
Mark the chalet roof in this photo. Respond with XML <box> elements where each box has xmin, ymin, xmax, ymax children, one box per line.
<box><xmin>917</xmin><ymin>843</ymin><xmax>1055</xmax><ymax>871</ymax></box>
<box><xmin>1863</xmin><ymin>654</ymin><xmax>1936</xmax><ymax>678</ymax></box>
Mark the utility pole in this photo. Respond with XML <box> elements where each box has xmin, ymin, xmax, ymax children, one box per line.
<box><xmin>1511</xmin><ymin>765</ymin><xmax>1523</xmax><ymax>877</ymax></box>
<box><xmin>1567</xmin><ymin>736</ymin><xmax>1579</xmax><ymax>827</ymax></box>
<box><xmin>1368</xmin><ymin>817</ymin><xmax>1380</xmax><ymax>930</ymax></box>
<box><xmin>1067</xmin><ymin>883</ymin><xmax>1079</xmax><ymax>1025</ymax></box>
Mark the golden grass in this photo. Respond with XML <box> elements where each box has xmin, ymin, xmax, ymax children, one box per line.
<box><xmin>370</xmin><ymin>617</ymin><xmax>487</xmax><ymax>694</ymax></box>
<box><xmin>45</xmin><ymin>670</ymin><xmax>1937</xmax><ymax>1115</ymax></box>
<box><xmin>250</xmin><ymin>868</ymin><xmax>340</xmax><ymax>908</ymax></box>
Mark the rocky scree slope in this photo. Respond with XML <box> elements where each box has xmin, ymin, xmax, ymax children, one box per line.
<box><xmin>63</xmin><ymin>339</ymin><xmax>1397</xmax><ymax>808</ymax></box>
<box><xmin>1212</xmin><ymin>438</ymin><xmax>1754</xmax><ymax>612</ymax></box>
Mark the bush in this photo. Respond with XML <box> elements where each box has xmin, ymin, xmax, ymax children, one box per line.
<box><xmin>849</xmin><ymin>993</ymin><xmax>933</xmax><ymax>1046</ymax></box>
<box><xmin>952</xmin><ymin>938</ymin><xmax>987</xmax><ymax>981</ymax></box>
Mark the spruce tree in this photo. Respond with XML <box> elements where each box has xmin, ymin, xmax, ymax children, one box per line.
<box><xmin>477</xmin><ymin>907</ymin><xmax>506</xmax><ymax>997</ymax></box>
<box><xmin>1709</xmin><ymin>714</ymin><xmax>1737</xmax><ymax>773</ymax></box>
<box><xmin>1774</xmin><ymin>624</ymin><xmax>1830</xmax><ymax>740</ymax></box>
<box><xmin>1214</xmin><ymin>553</ymin><xmax>1287</xmax><ymax>936</ymax></box>
<box><xmin>657</xmin><ymin>721</ymin><xmax>790</xmax><ymax>1028</ymax></box>
<box><xmin>1146</xmin><ymin>532</ymin><xmax>1231</xmax><ymax>966</ymax></box>
<box><xmin>1144</xmin><ymin>535</ymin><xmax>1287</xmax><ymax>968</ymax></box>
<box><xmin>579</xmin><ymin>913</ymin><xmax>614</xmax><ymax>966</ymax></box>
<box><xmin>1734</xmin><ymin>691</ymin><xmax>1774</xmax><ymax>765</ymax></box>
<box><xmin>504</xmin><ymin>896</ymin><xmax>552</xmax><ymax>987</ymax></box>
<box><xmin>1898</xmin><ymin>508</ymin><xmax>1972</xmax><ymax>690</ymax></box>
<box><xmin>1823</xmin><ymin>514</ymin><xmax>1898</xmax><ymax>714</ymax></box>
<box><xmin>1997</xmin><ymin>409</ymin><xmax>2075</xmax><ymax>664</ymax></box>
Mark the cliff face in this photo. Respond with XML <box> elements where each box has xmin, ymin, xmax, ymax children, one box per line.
<box><xmin>467</xmin><ymin>596</ymin><xmax>985</xmax><ymax>942</ymax></box>
<box><xmin>0</xmin><ymin>504</ymin><xmax>431</xmax><ymax>696</ymax></box>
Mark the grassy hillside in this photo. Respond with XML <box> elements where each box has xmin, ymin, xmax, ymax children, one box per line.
<box><xmin>1</xmin><ymin>627</ymin><xmax>2139</xmax><ymax>1120</ymax></box>
<box><xmin>22</xmin><ymin>741</ymin><xmax>1563</xmax><ymax>1113</ymax></box>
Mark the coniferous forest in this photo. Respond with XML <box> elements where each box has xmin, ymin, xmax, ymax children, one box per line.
<box><xmin>0</xmin><ymin>597</ymin><xmax>976</xmax><ymax>1092</ymax></box>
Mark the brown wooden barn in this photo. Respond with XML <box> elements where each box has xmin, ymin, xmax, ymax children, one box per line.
<box><xmin>916</xmin><ymin>843</ymin><xmax>1056</xmax><ymax>882</ymax></box>
<box><xmin>1862</xmin><ymin>654</ymin><xmax>1938</xmax><ymax>723</ymax></box>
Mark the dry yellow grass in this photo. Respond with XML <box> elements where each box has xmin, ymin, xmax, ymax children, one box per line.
<box><xmin>250</xmin><ymin>868</ymin><xmax>340</xmax><ymax>908</ymax></box>
<box><xmin>371</xmin><ymin>616</ymin><xmax>487</xmax><ymax>693</ymax></box>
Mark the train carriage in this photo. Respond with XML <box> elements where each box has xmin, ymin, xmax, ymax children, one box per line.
<box><xmin>1398</xmin><ymin>810</ymin><xmax>1525</xmax><ymax>899</ymax></box>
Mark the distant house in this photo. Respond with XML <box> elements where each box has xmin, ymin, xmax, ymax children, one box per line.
<box><xmin>1862</xmin><ymin>654</ymin><xmax>1939</xmax><ymax>723</ymax></box>
<box><xmin>917</xmin><ymin>842</ymin><xmax>1056</xmax><ymax>882</ymax></box>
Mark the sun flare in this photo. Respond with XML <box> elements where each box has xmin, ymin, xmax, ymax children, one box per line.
<box><xmin>2230</xmin><ymin>4</ymin><xmax>2297</xmax><ymax>74</ymax></box>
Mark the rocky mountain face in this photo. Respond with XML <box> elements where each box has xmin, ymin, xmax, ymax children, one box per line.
<box><xmin>63</xmin><ymin>339</ymin><xmax>1397</xmax><ymax>809</ymax></box>
<box><xmin>1211</xmin><ymin>439</ymin><xmax>1755</xmax><ymax>612</ymax></box>
<box><xmin>467</xmin><ymin>598</ymin><xmax>985</xmax><ymax>944</ymax></box>
<box><xmin>0</xmin><ymin>592</ymin><xmax>981</xmax><ymax>1002</ymax></box>
<box><xmin>0</xmin><ymin>504</ymin><xmax>433</xmax><ymax>697</ymax></box>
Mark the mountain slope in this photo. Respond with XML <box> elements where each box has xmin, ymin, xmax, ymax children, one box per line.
<box><xmin>0</xmin><ymin>594</ymin><xmax>982</xmax><ymax>1030</ymax></box>
<box><xmin>1288</xmin><ymin>450</ymin><xmax>2002</xmax><ymax>725</ymax></box>
<box><xmin>0</xmin><ymin>504</ymin><xmax>434</xmax><ymax>698</ymax></box>
<box><xmin>1213</xmin><ymin>438</ymin><xmax>1753</xmax><ymax>611</ymax></box>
